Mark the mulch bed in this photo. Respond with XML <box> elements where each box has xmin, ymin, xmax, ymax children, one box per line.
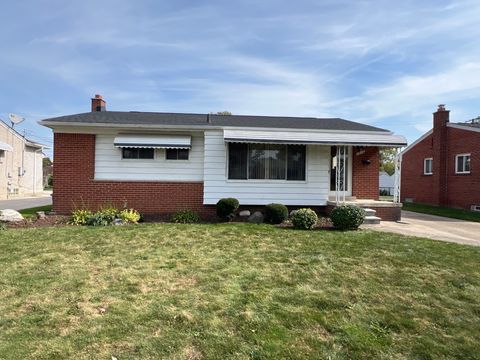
<box><xmin>4</xmin><ymin>215</ymin><xmax>70</xmax><ymax>229</ymax></box>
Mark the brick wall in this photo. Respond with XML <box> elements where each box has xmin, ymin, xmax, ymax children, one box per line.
<box><xmin>444</xmin><ymin>127</ymin><xmax>480</xmax><ymax>209</ymax></box>
<box><xmin>53</xmin><ymin>133</ymin><xmax>214</xmax><ymax>217</ymax></box>
<box><xmin>352</xmin><ymin>146</ymin><xmax>380</xmax><ymax>200</ymax></box>
<box><xmin>400</xmin><ymin>133</ymin><xmax>437</xmax><ymax>204</ymax></box>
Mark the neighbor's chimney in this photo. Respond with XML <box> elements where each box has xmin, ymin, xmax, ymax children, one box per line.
<box><xmin>432</xmin><ymin>104</ymin><xmax>449</xmax><ymax>206</ymax></box>
<box><xmin>433</xmin><ymin>104</ymin><xmax>449</xmax><ymax>129</ymax></box>
<box><xmin>91</xmin><ymin>94</ymin><xmax>106</xmax><ymax>112</ymax></box>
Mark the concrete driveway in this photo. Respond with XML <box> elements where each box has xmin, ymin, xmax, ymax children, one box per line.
<box><xmin>0</xmin><ymin>193</ymin><xmax>52</xmax><ymax>211</ymax></box>
<box><xmin>364</xmin><ymin>210</ymin><xmax>480</xmax><ymax>246</ymax></box>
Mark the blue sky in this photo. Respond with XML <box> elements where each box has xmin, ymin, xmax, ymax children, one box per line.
<box><xmin>1</xmin><ymin>0</ymin><xmax>480</xmax><ymax>158</ymax></box>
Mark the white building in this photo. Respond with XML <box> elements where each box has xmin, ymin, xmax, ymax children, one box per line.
<box><xmin>0</xmin><ymin>120</ymin><xmax>46</xmax><ymax>199</ymax></box>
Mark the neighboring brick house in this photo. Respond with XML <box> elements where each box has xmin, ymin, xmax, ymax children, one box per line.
<box><xmin>40</xmin><ymin>95</ymin><xmax>407</xmax><ymax>220</ymax></box>
<box><xmin>401</xmin><ymin>105</ymin><xmax>480</xmax><ymax>210</ymax></box>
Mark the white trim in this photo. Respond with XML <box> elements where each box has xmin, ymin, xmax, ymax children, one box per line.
<box><xmin>223</xmin><ymin>129</ymin><xmax>406</xmax><ymax>147</ymax></box>
<box><xmin>455</xmin><ymin>153</ymin><xmax>471</xmax><ymax>174</ymax></box>
<box><xmin>401</xmin><ymin>129</ymin><xmax>433</xmax><ymax>155</ymax></box>
<box><xmin>0</xmin><ymin>140</ymin><xmax>13</xmax><ymax>152</ymax></box>
<box><xmin>40</xmin><ymin>120</ymin><xmax>396</xmax><ymax>136</ymax></box>
<box><xmin>447</xmin><ymin>123</ymin><xmax>480</xmax><ymax>133</ymax></box>
<box><xmin>423</xmin><ymin>158</ymin><xmax>433</xmax><ymax>175</ymax></box>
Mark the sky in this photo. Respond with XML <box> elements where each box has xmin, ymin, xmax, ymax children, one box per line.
<box><xmin>1</xmin><ymin>0</ymin><xmax>480</xmax><ymax>158</ymax></box>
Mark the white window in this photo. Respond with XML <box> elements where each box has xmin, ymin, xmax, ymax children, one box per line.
<box><xmin>455</xmin><ymin>154</ymin><xmax>471</xmax><ymax>174</ymax></box>
<box><xmin>166</xmin><ymin>148</ymin><xmax>189</xmax><ymax>160</ymax></box>
<box><xmin>122</xmin><ymin>148</ymin><xmax>154</xmax><ymax>159</ymax></box>
<box><xmin>424</xmin><ymin>158</ymin><xmax>433</xmax><ymax>175</ymax></box>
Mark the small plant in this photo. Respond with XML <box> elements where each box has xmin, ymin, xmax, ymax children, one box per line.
<box><xmin>330</xmin><ymin>205</ymin><xmax>366</xmax><ymax>230</ymax></box>
<box><xmin>70</xmin><ymin>209</ymin><xmax>93</xmax><ymax>225</ymax></box>
<box><xmin>264</xmin><ymin>203</ymin><xmax>288</xmax><ymax>224</ymax></box>
<box><xmin>120</xmin><ymin>209</ymin><xmax>141</xmax><ymax>224</ymax></box>
<box><xmin>216</xmin><ymin>198</ymin><xmax>239</xmax><ymax>221</ymax></box>
<box><xmin>171</xmin><ymin>210</ymin><xmax>201</xmax><ymax>224</ymax></box>
<box><xmin>290</xmin><ymin>208</ymin><xmax>318</xmax><ymax>230</ymax></box>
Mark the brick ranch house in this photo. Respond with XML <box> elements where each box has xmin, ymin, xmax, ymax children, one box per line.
<box><xmin>40</xmin><ymin>95</ymin><xmax>407</xmax><ymax>221</ymax></box>
<box><xmin>401</xmin><ymin>105</ymin><xmax>480</xmax><ymax>210</ymax></box>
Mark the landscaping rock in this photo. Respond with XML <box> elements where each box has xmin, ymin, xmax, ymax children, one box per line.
<box><xmin>239</xmin><ymin>210</ymin><xmax>251</xmax><ymax>217</ymax></box>
<box><xmin>248</xmin><ymin>211</ymin><xmax>264</xmax><ymax>224</ymax></box>
<box><xmin>112</xmin><ymin>218</ymin><xmax>124</xmax><ymax>226</ymax></box>
<box><xmin>36</xmin><ymin>211</ymin><xmax>46</xmax><ymax>219</ymax></box>
<box><xmin>0</xmin><ymin>209</ymin><xmax>24</xmax><ymax>222</ymax></box>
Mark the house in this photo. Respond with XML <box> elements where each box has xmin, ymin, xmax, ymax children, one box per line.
<box><xmin>401</xmin><ymin>105</ymin><xmax>480</xmax><ymax>211</ymax></box>
<box><xmin>40</xmin><ymin>95</ymin><xmax>407</xmax><ymax>220</ymax></box>
<box><xmin>0</xmin><ymin>120</ymin><xmax>46</xmax><ymax>199</ymax></box>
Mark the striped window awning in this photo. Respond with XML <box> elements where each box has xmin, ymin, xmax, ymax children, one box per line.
<box><xmin>0</xmin><ymin>141</ymin><xmax>13</xmax><ymax>151</ymax></box>
<box><xmin>223</xmin><ymin>129</ymin><xmax>407</xmax><ymax>147</ymax></box>
<box><xmin>113</xmin><ymin>134</ymin><xmax>191</xmax><ymax>149</ymax></box>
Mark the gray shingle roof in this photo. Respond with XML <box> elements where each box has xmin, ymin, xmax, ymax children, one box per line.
<box><xmin>40</xmin><ymin>111</ymin><xmax>390</xmax><ymax>132</ymax></box>
<box><xmin>455</xmin><ymin>122</ymin><xmax>480</xmax><ymax>129</ymax></box>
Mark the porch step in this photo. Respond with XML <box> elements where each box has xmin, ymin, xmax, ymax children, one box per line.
<box><xmin>364</xmin><ymin>216</ymin><xmax>381</xmax><ymax>225</ymax></box>
<box><xmin>363</xmin><ymin>208</ymin><xmax>377</xmax><ymax>217</ymax></box>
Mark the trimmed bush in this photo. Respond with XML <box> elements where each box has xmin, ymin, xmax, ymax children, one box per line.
<box><xmin>171</xmin><ymin>210</ymin><xmax>201</xmax><ymax>224</ymax></box>
<box><xmin>120</xmin><ymin>209</ymin><xmax>141</xmax><ymax>224</ymax></box>
<box><xmin>330</xmin><ymin>205</ymin><xmax>366</xmax><ymax>230</ymax></box>
<box><xmin>216</xmin><ymin>198</ymin><xmax>239</xmax><ymax>221</ymax></box>
<box><xmin>70</xmin><ymin>209</ymin><xmax>93</xmax><ymax>225</ymax></box>
<box><xmin>290</xmin><ymin>208</ymin><xmax>318</xmax><ymax>230</ymax></box>
<box><xmin>264</xmin><ymin>203</ymin><xmax>288</xmax><ymax>224</ymax></box>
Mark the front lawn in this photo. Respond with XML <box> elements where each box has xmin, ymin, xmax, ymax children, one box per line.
<box><xmin>403</xmin><ymin>202</ymin><xmax>480</xmax><ymax>222</ymax></box>
<box><xmin>1</xmin><ymin>224</ymin><xmax>479</xmax><ymax>359</ymax></box>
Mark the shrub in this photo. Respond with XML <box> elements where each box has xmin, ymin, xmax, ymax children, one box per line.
<box><xmin>290</xmin><ymin>208</ymin><xmax>318</xmax><ymax>230</ymax></box>
<box><xmin>120</xmin><ymin>209</ymin><xmax>141</xmax><ymax>224</ymax></box>
<box><xmin>85</xmin><ymin>207</ymin><xmax>120</xmax><ymax>226</ymax></box>
<box><xmin>330</xmin><ymin>205</ymin><xmax>366</xmax><ymax>230</ymax></box>
<box><xmin>71</xmin><ymin>209</ymin><xmax>93</xmax><ymax>225</ymax></box>
<box><xmin>171</xmin><ymin>210</ymin><xmax>201</xmax><ymax>224</ymax></box>
<box><xmin>264</xmin><ymin>203</ymin><xmax>288</xmax><ymax>224</ymax></box>
<box><xmin>216</xmin><ymin>198</ymin><xmax>239</xmax><ymax>221</ymax></box>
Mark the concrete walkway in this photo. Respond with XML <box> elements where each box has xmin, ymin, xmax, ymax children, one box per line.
<box><xmin>363</xmin><ymin>210</ymin><xmax>480</xmax><ymax>246</ymax></box>
<box><xmin>0</xmin><ymin>193</ymin><xmax>52</xmax><ymax>211</ymax></box>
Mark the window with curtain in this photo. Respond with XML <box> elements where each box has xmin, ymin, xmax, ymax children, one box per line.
<box><xmin>228</xmin><ymin>143</ymin><xmax>306</xmax><ymax>180</ymax></box>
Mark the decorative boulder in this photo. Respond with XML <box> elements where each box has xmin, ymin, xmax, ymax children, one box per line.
<box><xmin>248</xmin><ymin>211</ymin><xmax>264</xmax><ymax>224</ymax></box>
<box><xmin>0</xmin><ymin>209</ymin><xmax>24</xmax><ymax>222</ymax></box>
<box><xmin>239</xmin><ymin>210</ymin><xmax>251</xmax><ymax>217</ymax></box>
<box><xmin>36</xmin><ymin>211</ymin><xmax>46</xmax><ymax>219</ymax></box>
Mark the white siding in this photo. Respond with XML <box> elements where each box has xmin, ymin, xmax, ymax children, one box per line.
<box><xmin>94</xmin><ymin>133</ymin><xmax>204</xmax><ymax>181</ymax></box>
<box><xmin>203</xmin><ymin>130</ymin><xmax>330</xmax><ymax>205</ymax></box>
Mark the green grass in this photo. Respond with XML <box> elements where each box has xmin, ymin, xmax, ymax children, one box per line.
<box><xmin>403</xmin><ymin>202</ymin><xmax>480</xmax><ymax>222</ymax></box>
<box><xmin>18</xmin><ymin>205</ymin><xmax>53</xmax><ymax>218</ymax></box>
<box><xmin>1</xmin><ymin>224</ymin><xmax>480</xmax><ymax>359</ymax></box>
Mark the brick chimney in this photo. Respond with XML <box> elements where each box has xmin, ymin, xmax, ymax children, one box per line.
<box><xmin>432</xmin><ymin>104</ymin><xmax>449</xmax><ymax>206</ymax></box>
<box><xmin>433</xmin><ymin>104</ymin><xmax>449</xmax><ymax>129</ymax></box>
<box><xmin>91</xmin><ymin>94</ymin><xmax>106</xmax><ymax>112</ymax></box>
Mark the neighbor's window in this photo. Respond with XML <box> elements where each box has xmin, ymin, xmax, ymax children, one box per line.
<box><xmin>122</xmin><ymin>148</ymin><xmax>154</xmax><ymax>159</ymax></box>
<box><xmin>455</xmin><ymin>154</ymin><xmax>471</xmax><ymax>174</ymax></box>
<box><xmin>424</xmin><ymin>158</ymin><xmax>433</xmax><ymax>175</ymax></box>
<box><xmin>166</xmin><ymin>148</ymin><xmax>189</xmax><ymax>160</ymax></box>
<box><xmin>228</xmin><ymin>143</ymin><xmax>306</xmax><ymax>180</ymax></box>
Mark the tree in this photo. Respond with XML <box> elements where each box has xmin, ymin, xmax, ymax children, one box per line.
<box><xmin>379</xmin><ymin>148</ymin><xmax>398</xmax><ymax>176</ymax></box>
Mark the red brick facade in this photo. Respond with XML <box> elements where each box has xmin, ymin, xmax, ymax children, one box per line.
<box><xmin>352</xmin><ymin>146</ymin><xmax>380</xmax><ymax>200</ymax></box>
<box><xmin>53</xmin><ymin>133</ymin><xmax>214</xmax><ymax>217</ymax></box>
<box><xmin>401</xmin><ymin>107</ymin><xmax>480</xmax><ymax>210</ymax></box>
